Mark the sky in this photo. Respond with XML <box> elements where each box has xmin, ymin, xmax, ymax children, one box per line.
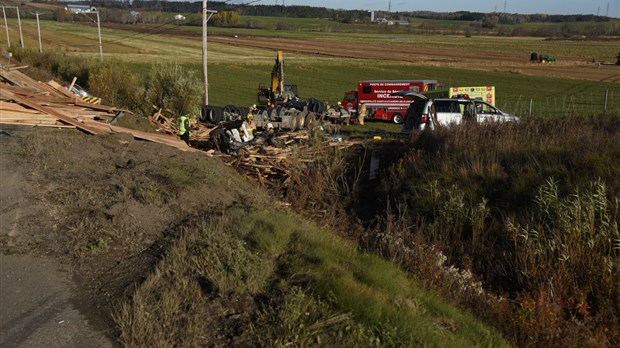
<box><xmin>249</xmin><ymin>0</ymin><xmax>620</xmax><ymax>17</ymax></box>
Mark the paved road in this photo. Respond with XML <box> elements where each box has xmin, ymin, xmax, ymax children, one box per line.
<box><xmin>0</xmin><ymin>254</ymin><xmax>114</xmax><ymax>348</ymax></box>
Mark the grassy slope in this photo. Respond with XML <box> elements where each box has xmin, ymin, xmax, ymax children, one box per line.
<box><xmin>118</xmin><ymin>204</ymin><xmax>508</xmax><ymax>346</ymax></box>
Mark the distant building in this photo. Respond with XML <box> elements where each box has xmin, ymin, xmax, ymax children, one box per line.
<box><xmin>65</xmin><ymin>4</ymin><xmax>97</xmax><ymax>14</ymax></box>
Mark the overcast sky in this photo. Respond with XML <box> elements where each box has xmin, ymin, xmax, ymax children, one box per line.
<box><xmin>247</xmin><ymin>0</ymin><xmax>620</xmax><ymax>17</ymax></box>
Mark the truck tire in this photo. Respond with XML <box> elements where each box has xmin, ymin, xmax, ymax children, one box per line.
<box><xmin>305</xmin><ymin>113</ymin><xmax>315</xmax><ymax>129</ymax></box>
<box><xmin>200</xmin><ymin>105</ymin><xmax>211</xmax><ymax>123</ymax></box>
<box><xmin>391</xmin><ymin>113</ymin><xmax>404</xmax><ymax>124</ymax></box>
<box><xmin>298</xmin><ymin>111</ymin><xmax>306</xmax><ymax>129</ymax></box>
<box><xmin>276</xmin><ymin>106</ymin><xmax>285</xmax><ymax>118</ymax></box>
<box><xmin>201</xmin><ymin>105</ymin><xmax>221</xmax><ymax>124</ymax></box>
<box><xmin>268</xmin><ymin>107</ymin><xmax>278</xmax><ymax>119</ymax></box>
<box><xmin>212</xmin><ymin>106</ymin><xmax>224</xmax><ymax>123</ymax></box>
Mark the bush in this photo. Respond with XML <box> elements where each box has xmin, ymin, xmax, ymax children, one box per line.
<box><xmin>143</xmin><ymin>63</ymin><xmax>203</xmax><ymax>117</ymax></box>
<box><xmin>13</xmin><ymin>49</ymin><xmax>202</xmax><ymax>118</ymax></box>
<box><xmin>89</xmin><ymin>60</ymin><xmax>144</xmax><ymax>110</ymax></box>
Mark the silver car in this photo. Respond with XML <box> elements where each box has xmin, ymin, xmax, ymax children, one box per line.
<box><xmin>394</xmin><ymin>91</ymin><xmax>520</xmax><ymax>132</ymax></box>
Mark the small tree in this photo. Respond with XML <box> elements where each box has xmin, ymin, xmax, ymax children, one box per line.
<box><xmin>616</xmin><ymin>51</ymin><xmax>620</xmax><ymax>65</ymax></box>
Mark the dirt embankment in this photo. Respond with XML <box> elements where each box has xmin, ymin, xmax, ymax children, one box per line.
<box><xmin>0</xmin><ymin>125</ymin><xmax>255</xmax><ymax>344</ymax></box>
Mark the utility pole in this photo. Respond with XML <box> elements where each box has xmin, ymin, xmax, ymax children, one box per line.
<box><xmin>95</xmin><ymin>11</ymin><xmax>102</xmax><ymax>61</ymax></box>
<box><xmin>33</xmin><ymin>12</ymin><xmax>43</xmax><ymax>53</ymax></box>
<box><xmin>15</xmin><ymin>6</ymin><xmax>23</xmax><ymax>48</ymax></box>
<box><xmin>81</xmin><ymin>10</ymin><xmax>103</xmax><ymax>61</ymax></box>
<box><xmin>2</xmin><ymin>6</ymin><xmax>10</xmax><ymax>49</ymax></box>
<box><xmin>201</xmin><ymin>1</ymin><xmax>217</xmax><ymax>106</ymax></box>
<box><xmin>606</xmin><ymin>1</ymin><xmax>610</xmax><ymax>17</ymax></box>
<box><xmin>202</xmin><ymin>0</ymin><xmax>208</xmax><ymax>105</ymax></box>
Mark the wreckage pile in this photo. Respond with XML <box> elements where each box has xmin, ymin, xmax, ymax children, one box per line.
<box><xmin>0</xmin><ymin>67</ymin><xmax>196</xmax><ymax>152</ymax></box>
<box><xmin>148</xmin><ymin>109</ymin><xmax>336</xmax><ymax>193</ymax></box>
<box><xmin>1</xmin><ymin>66</ymin><xmax>356</xmax><ymax>193</ymax></box>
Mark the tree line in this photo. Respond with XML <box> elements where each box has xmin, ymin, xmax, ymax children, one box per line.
<box><xmin>37</xmin><ymin>1</ymin><xmax>613</xmax><ymax>24</ymax></box>
<box><xmin>21</xmin><ymin>0</ymin><xmax>620</xmax><ymax>37</ymax></box>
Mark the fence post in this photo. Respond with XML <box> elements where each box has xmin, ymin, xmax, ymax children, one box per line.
<box><xmin>529</xmin><ymin>98</ymin><xmax>533</xmax><ymax>117</ymax></box>
<box><xmin>604</xmin><ymin>90</ymin><xmax>609</xmax><ymax>114</ymax></box>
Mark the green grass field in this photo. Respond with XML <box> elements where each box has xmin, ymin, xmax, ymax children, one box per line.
<box><xmin>3</xmin><ymin>18</ymin><xmax>618</xmax><ymax>117</ymax></box>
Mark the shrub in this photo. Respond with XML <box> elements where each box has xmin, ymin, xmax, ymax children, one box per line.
<box><xmin>143</xmin><ymin>63</ymin><xmax>203</xmax><ymax>117</ymax></box>
<box><xmin>13</xmin><ymin>50</ymin><xmax>202</xmax><ymax>118</ymax></box>
<box><xmin>88</xmin><ymin>60</ymin><xmax>144</xmax><ymax>110</ymax></box>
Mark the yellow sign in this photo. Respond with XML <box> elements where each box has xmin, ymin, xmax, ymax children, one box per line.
<box><xmin>81</xmin><ymin>96</ymin><xmax>101</xmax><ymax>105</ymax></box>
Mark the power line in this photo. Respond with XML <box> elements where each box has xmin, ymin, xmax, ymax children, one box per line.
<box><xmin>69</xmin><ymin>0</ymin><xmax>260</xmax><ymax>48</ymax></box>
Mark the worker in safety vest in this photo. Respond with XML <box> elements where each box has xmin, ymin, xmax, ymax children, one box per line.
<box><xmin>241</xmin><ymin>113</ymin><xmax>256</xmax><ymax>142</ymax></box>
<box><xmin>358</xmin><ymin>102</ymin><xmax>366</xmax><ymax>125</ymax></box>
<box><xmin>178</xmin><ymin>114</ymin><xmax>190</xmax><ymax>146</ymax></box>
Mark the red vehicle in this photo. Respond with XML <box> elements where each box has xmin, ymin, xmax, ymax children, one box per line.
<box><xmin>341</xmin><ymin>80</ymin><xmax>438</xmax><ymax>123</ymax></box>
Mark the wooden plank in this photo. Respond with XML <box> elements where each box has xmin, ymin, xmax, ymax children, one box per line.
<box><xmin>0</xmin><ymin>111</ymin><xmax>56</xmax><ymax>121</ymax></box>
<box><xmin>0</xmin><ymin>69</ymin><xmax>64</xmax><ymax>97</ymax></box>
<box><xmin>0</xmin><ymin>101</ymin><xmax>41</xmax><ymax>113</ymax></box>
<box><xmin>68</xmin><ymin>77</ymin><xmax>77</xmax><ymax>94</ymax></box>
<box><xmin>0</xmin><ymin>120</ymin><xmax>75</xmax><ymax>128</ymax></box>
<box><xmin>0</xmin><ymin>83</ymin><xmax>41</xmax><ymax>97</ymax></box>
<box><xmin>107</xmin><ymin>124</ymin><xmax>199</xmax><ymax>152</ymax></box>
<box><xmin>47</xmin><ymin>80</ymin><xmax>76</xmax><ymax>98</ymax></box>
<box><xmin>1</xmin><ymin>89</ymin><xmax>106</xmax><ymax>135</ymax></box>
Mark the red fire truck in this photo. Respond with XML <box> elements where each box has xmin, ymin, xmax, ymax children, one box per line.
<box><xmin>341</xmin><ymin>80</ymin><xmax>438</xmax><ymax>123</ymax></box>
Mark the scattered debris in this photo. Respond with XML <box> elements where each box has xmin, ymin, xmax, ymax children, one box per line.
<box><xmin>0</xmin><ymin>67</ymin><xmax>197</xmax><ymax>152</ymax></box>
<box><xmin>0</xmin><ymin>67</ymin><xmax>360</xmax><ymax>191</ymax></box>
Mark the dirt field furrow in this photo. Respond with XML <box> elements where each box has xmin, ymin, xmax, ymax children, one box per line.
<box><xmin>99</xmin><ymin>23</ymin><xmax>618</xmax><ymax>82</ymax></box>
<box><xmin>207</xmin><ymin>35</ymin><xmax>617</xmax><ymax>82</ymax></box>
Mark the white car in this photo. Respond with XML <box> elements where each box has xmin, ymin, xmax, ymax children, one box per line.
<box><xmin>393</xmin><ymin>91</ymin><xmax>520</xmax><ymax>132</ymax></box>
<box><xmin>69</xmin><ymin>84</ymin><xmax>92</xmax><ymax>98</ymax></box>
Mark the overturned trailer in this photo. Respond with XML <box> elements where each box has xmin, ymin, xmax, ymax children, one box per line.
<box><xmin>199</xmin><ymin>98</ymin><xmax>350</xmax><ymax>130</ymax></box>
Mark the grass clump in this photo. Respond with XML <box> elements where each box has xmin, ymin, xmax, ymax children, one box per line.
<box><xmin>86</xmin><ymin>236</ymin><xmax>113</xmax><ymax>252</ymax></box>
<box><xmin>189</xmin><ymin>216</ymin><xmax>274</xmax><ymax>295</ymax></box>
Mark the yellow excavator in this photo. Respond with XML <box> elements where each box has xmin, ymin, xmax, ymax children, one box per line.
<box><xmin>257</xmin><ymin>49</ymin><xmax>298</xmax><ymax>106</ymax></box>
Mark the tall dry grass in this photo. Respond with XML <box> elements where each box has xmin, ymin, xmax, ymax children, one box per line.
<box><xmin>282</xmin><ymin>114</ymin><xmax>620</xmax><ymax>346</ymax></box>
<box><xmin>370</xmin><ymin>115</ymin><xmax>620</xmax><ymax>346</ymax></box>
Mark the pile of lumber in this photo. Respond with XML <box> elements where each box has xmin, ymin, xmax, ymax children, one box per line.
<box><xmin>0</xmin><ymin>67</ymin><xmax>119</xmax><ymax>133</ymax></box>
<box><xmin>0</xmin><ymin>67</ymin><xmax>197</xmax><ymax>152</ymax></box>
